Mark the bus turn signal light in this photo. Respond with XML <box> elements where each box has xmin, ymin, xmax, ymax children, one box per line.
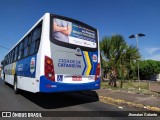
<box><xmin>46</xmin><ymin>59</ymin><xmax>52</xmax><ymax>65</ymax></box>
<box><xmin>95</xmin><ymin>63</ymin><xmax>100</xmax><ymax>80</ymax></box>
<box><xmin>45</xmin><ymin>56</ymin><xmax>55</xmax><ymax>82</ymax></box>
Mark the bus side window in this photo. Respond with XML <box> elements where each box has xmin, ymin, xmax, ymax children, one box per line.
<box><xmin>18</xmin><ymin>42</ymin><xmax>24</xmax><ymax>60</ymax></box>
<box><xmin>5</xmin><ymin>56</ymin><xmax>7</xmax><ymax>65</ymax></box>
<box><xmin>28</xmin><ymin>34</ymin><xmax>32</xmax><ymax>45</ymax></box>
<box><xmin>9</xmin><ymin>52</ymin><xmax>11</xmax><ymax>64</ymax></box>
<box><xmin>6</xmin><ymin>55</ymin><xmax>9</xmax><ymax>64</ymax></box>
<box><xmin>24</xmin><ymin>37</ymin><xmax>28</xmax><ymax>47</ymax></box>
<box><xmin>29</xmin><ymin>25</ymin><xmax>41</xmax><ymax>55</ymax></box>
<box><xmin>8</xmin><ymin>53</ymin><xmax>10</xmax><ymax>64</ymax></box>
<box><xmin>32</xmin><ymin>26</ymin><xmax>41</xmax><ymax>42</ymax></box>
<box><xmin>23</xmin><ymin>47</ymin><xmax>29</xmax><ymax>57</ymax></box>
<box><xmin>29</xmin><ymin>42</ymin><xmax>35</xmax><ymax>55</ymax></box>
<box><xmin>23</xmin><ymin>37</ymin><xmax>29</xmax><ymax>58</ymax></box>
<box><xmin>7</xmin><ymin>55</ymin><xmax>9</xmax><ymax>64</ymax></box>
<box><xmin>35</xmin><ymin>40</ymin><xmax>40</xmax><ymax>52</ymax></box>
<box><xmin>11</xmin><ymin>49</ymin><xmax>15</xmax><ymax>63</ymax></box>
<box><xmin>14</xmin><ymin>45</ymin><xmax>19</xmax><ymax>61</ymax></box>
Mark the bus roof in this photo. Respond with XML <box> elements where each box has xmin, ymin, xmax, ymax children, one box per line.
<box><xmin>5</xmin><ymin>13</ymin><xmax>50</xmax><ymax>56</ymax></box>
<box><xmin>5</xmin><ymin>13</ymin><xmax>98</xmax><ymax>57</ymax></box>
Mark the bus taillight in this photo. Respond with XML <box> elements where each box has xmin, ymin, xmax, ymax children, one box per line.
<box><xmin>45</xmin><ymin>56</ymin><xmax>55</xmax><ymax>82</ymax></box>
<box><xmin>95</xmin><ymin>63</ymin><xmax>100</xmax><ymax>80</ymax></box>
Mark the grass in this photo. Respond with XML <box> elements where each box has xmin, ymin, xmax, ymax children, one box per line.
<box><xmin>101</xmin><ymin>80</ymin><xmax>160</xmax><ymax>97</ymax></box>
<box><xmin>123</xmin><ymin>80</ymin><xmax>149</xmax><ymax>90</ymax></box>
<box><xmin>101</xmin><ymin>80</ymin><xmax>151</xmax><ymax>94</ymax></box>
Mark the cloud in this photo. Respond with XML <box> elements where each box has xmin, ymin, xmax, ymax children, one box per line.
<box><xmin>145</xmin><ymin>54</ymin><xmax>160</xmax><ymax>61</ymax></box>
<box><xmin>143</xmin><ymin>47</ymin><xmax>160</xmax><ymax>60</ymax></box>
<box><xmin>145</xmin><ymin>47</ymin><xmax>160</xmax><ymax>54</ymax></box>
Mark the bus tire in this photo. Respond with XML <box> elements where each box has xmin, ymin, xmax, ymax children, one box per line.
<box><xmin>4</xmin><ymin>81</ymin><xmax>7</xmax><ymax>85</ymax></box>
<box><xmin>4</xmin><ymin>74</ymin><xmax>7</xmax><ymax>85</ymax></box>
<box><xmin>14</xmin><ymin>75</ymin><xmax>19</xmax><ymax>94</ymax></box>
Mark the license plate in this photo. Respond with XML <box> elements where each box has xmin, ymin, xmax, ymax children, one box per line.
<box><xmin>72</xmin><ymin>76</ymin><xmax>82</xmax><ymax>81</ymax></box>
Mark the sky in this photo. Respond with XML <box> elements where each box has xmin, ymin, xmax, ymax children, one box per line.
<box><xmin>0</xmin><ymin>0</ymin><xmax>160</xmax><ymax>62</ymax></box>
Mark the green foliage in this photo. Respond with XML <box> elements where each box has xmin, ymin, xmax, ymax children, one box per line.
<box><xmin>100</xmin><ymin>34</ymin><xmax>141</xmax><ymax>81</ymax></box>
<box><xmin>139</xmin><ymin>60</ymin><xmax>160</xmax><ymax>75</ymax></box>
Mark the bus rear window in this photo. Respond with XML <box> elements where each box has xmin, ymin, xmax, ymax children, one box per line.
<box><xmin>51</xmin><ymin>17</ymin><xmax>97</xmax><ymax>49</ymax></box>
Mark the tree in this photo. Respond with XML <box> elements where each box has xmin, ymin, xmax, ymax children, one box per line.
<box><xmin>139</xmin><ymin>60</ymin><xmax>160</xmax><ymax>79</ymax></box>
<box><xmin>124</xmin><ymin>45</ymin><xmax>140</xmax><ymax>80</ymax></box>
<box><xmin>100</xmin><ymin>35</ymin><xmax>141</xmax><ymax>87</ymax></box>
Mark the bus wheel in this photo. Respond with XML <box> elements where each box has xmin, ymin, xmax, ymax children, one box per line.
<box><xmin>4</xmin><ymin>74</ymin><xmax>7</xmax><ymax>85</ymax></box>
<box><xmin>4</xmin><ymin>81</ymin><xmax>7</xmax><ymax>85</ymax></box>
<box><xmin>14</xmin><ymin>75</ymin><xmax>19</xmax><ymax>94</ymax></box>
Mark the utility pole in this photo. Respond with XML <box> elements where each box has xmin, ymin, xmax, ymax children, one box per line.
<box><xmin>129</xmin><ymin>33</ymin><xmax>145</xmax><ymax>90</ymax></box>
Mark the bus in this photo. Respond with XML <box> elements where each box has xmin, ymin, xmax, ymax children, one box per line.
<box><xmin>2</xmin><ymin>13</ymin><xmax>101</xmax><ymax>93</ymax></box>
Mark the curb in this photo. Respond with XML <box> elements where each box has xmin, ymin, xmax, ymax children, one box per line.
<box><xmin>78</xmin><ymin>90</ymin><xmax>160</xmax><ymax>112</ymax></box>
<box><xmin>99</xmin><ymin>96</ymin><xmax>160</xmax><ymax>112</ymax></box>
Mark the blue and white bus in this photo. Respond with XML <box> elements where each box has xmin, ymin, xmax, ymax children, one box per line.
<box><xmin>2</xmin><ymin>13</ymin><xmax>101</xmax><ymax>93</ymax></box>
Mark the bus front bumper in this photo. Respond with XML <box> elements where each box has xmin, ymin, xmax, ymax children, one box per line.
<box><xmin>39</xmin><ymin>76</ymin><xmax>101</xmax><ymax>93</ymax></box>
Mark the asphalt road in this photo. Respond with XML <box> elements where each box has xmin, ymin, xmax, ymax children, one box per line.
<box><xmin>0</xmin><ymin>79</ymin><xmax>157</xmax><ymax>120</ymax></box>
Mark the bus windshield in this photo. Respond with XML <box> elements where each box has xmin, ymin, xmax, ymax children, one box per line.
<box><xmin>51</xmin><ymin>17</ymin><xmax>97</xmax><ymax>49</ymax></box>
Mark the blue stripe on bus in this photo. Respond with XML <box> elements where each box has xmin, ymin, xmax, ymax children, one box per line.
<box><xmin>39</xmin><ymin>76</ymin><xmax>101</xmax><ymax>93</ymax></box>
<box><xmin>15</xmin><ymin>55</ymin><xmax>37</xmax><ymax>77</ymax></box>
<box><xmin>81</xmin><ymin>51</ymin><xmax>86</xmax><ymax>75</ymax></box>
<box><xmin>88</xmin><ymin>51</ymin><xmax>98</xmax><ymax>75</ymax></box>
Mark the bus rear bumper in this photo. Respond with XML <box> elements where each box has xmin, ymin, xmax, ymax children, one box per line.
<box><xmin>39</xmin><ymin>76</ymin><xmax>101</xmax><ymax>93</ymax></box>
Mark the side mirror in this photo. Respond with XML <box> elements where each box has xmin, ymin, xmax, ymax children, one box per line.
<box><xmin>1</xmin><ymin>60</ymin><xmax>4</xmax><ymax>66</ymax></box>
<box><xmin>1</xmin><ymin>60</ymin><xmax>7</xmax><ymax>66</ymax></box>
